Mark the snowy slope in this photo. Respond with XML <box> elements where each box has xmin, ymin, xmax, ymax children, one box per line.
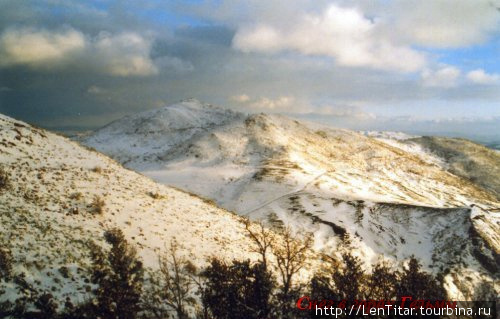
<box><xmin>359</xmin><ymin>130</ymin><xmax>418</xmax><ymax>141</ymax></box>
<box><xmin>248</xmin><ymin>192</ymin><xmax>499</xmax><ymax>297</ymax></box>
<box><xmin>81</xmin><ymin>100</ymin><xmax>500</xmax><ymax>298</ymax></box>
<box><xmin>359</xmin><ymin>132</ymin><xmax>500</xmax><ymax>201</ymax></box>
<box><xmin>0</xmin><ymin>113</ymin><xmax>266</xmax><ymax>303</ymax></box>
<box><xmin>408</xmin><ymin>136</ymin><xmax>500</xmax><ymax>200</ymax></box>
<box><xmin>82</xmin><ymin>100</ymin><xmax>498</xmax><ymax>210</ymax></box>
<box><xmin>81</xmin><ymin>99</ymin><xmax>244</xmax><ymax>166</ymax></box>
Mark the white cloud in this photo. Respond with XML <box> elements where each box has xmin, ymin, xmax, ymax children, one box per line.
<box><xmin>391</xmin><ymin>0</ymin><xmax>500</xmax><ymax>48</ymax></box>
<box><xmin>188</xmin><ymin>0</ymin><xmax>500</xmax><ymax>49</ymax></box>
<box><xmin>230</xmin><ymin>94</ymin><xmax>251</xmax><ymax>103</ymax></box>
<box><xmin>0</xmin><ymin>27</ymin><xmax>161</xmax><ymax>77</ymax></box>
<box><xmin>233</xmin><ymin>4</ymin><xmax>426</xmax><ymax>72</ymax></box>
<box><xmin>466</xmin><ymin>69</ymin><xmax>499</xmax><ymax>85</ymax></box>
<box><xmin>189</xmin><ymin>0</ymin><xmax>500</xmax><ymax>71</ymax></box>
<box><xmin>231</xmin><ymin>94</ymin><xmax>308</xmax><ymax>112</ymax></box>
<box><xmin>313</xmin><ymin>105</ymin><xmax>376</xmax><ymax>120</ymax></box>
<box><xmin>0</xmin><ymin>27</ymin><xmax>85</xmax><ymax>67</ymax></box>
<box><xmin>92</xmin><ymin>32</ymin><xmax>158</xmax><ymax>76</ymax></box>
<box><xmin>421</xmin><ymin>66</ymin><xmax>461</xmax><ymax>88</ymax></box>
<box><xmin>230</xmin><ymin>94</ymin><xmax>375</xmax><ymax>119</ymax></box>
<box><xmin>250</xmin><ymin>96</ymin><xmax>297</xmax><ymax>111</ymax></box>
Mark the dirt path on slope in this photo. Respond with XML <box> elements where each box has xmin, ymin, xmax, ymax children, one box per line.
<box><xmin>242</xmin><ymin>170</ymin><xmax>327</xmax><ymax>215</ymax></box>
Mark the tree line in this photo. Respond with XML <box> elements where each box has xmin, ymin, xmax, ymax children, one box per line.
<box><xmin>0</xmin><ymin>221</ymin><xmax>493</xmax><ymax>319</ymax></box>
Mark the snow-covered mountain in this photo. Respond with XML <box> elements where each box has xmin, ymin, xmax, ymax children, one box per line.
<box><xmin>0</xmin><ymin>112</ymin><xmax>264</xmax><ymax>303</ymax></box>
<box><xmin>81</xmin><ymin>99</ymin><xmax>499</xmax><ymax>298</ymax></box>
<box><xmin>82</xmin><ymin>100</ymin><xmax>499</xmax><ymax>210</ymax></box>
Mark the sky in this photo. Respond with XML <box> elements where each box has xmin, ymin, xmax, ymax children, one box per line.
<box><xmin>0</xmin><ymin>0</ymin><xmax>499</xmax><ymax>143</ymax></box>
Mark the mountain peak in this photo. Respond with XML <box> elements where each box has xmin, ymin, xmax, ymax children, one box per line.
<box><xmin>79</xmin><ymin>100</ymin><xmax>245</xmax><ymax>165</ymax></box>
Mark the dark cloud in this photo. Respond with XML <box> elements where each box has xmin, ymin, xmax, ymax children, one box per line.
<box><xmin>174</xmin><ymin>25</ymin><xmax>235</xmax><ymax>47</ymax></box>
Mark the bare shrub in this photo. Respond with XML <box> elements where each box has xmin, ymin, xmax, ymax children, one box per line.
<box><xmin>316</xmin><ymin>130</ymin><xmax>328</xmax><ymax>138</ymax></box>
<box><xmin>69</xmin><ymin>192</ymin><xmax>83</xmax><ymax>200</ymax></box>
<box><xmin>244</xmin><ymin>220</ymin><xmax>273</xmax><ymax>269</ymax></box>
<box><xmin>90</xmin><ymin>195</ymin><xmax>105</xmax><ymax>214</ymax></box>
<box><xmin>0</xmin><ymin>167</ymin><xmax>9</xmax><ymax>190</ymax></box>
<box><xmin>271</xmin><ymin>227</ymin><xmax>313</xmax><ymax>318</ymax></box>
<box><xmin>0</xmin><ymin>246</ymin><xmax>13</xmax><ymax>280</ymax></box>
<box><xmin>147</xmin><ymin>191</ymin><xmax>166</xmax><ymax>200</ymax></box>
<box><xmin>91</xmin><ymin>166</ymin><xmax>102</xmax><ymax>174</ymax></box>
<box><xmin>144</xmin><ymin>239</ymin><xmax>197</xmax><ymax>319</ymax></box>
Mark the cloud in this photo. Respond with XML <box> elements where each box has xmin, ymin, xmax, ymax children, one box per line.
<box><xmin>230</xmin><ymin>94</ymin><xmax>375</xmax><ymax>119</ymax></box>
<box><xmin>179</xmin><ymin>0</ymin><xmax>500</xmax><ymax>49</ymax></box>
<box><xmin>86</xmin><ymin>85</ymin><xmax>106</xmax><ymax>95</ymax></box>
<box><xmin>391</xmin><ymin>0</ymin><xmax>500</xmax><ymax>48</ymax></box>
<box><xmin>249</xmin><ymin>96</ymin><xmax>297</xmax><ymax>111</ymax></box>
<box><xmin>0</xmin><ymin>27</ymin><xmax>86</xmax><ymax>67</ymax></box>
<box><xmin>91</xmin><ymin>32</ymin><xmax>158</xmax><ymax>76</ymax></box>
<box><xmin>230</xmin><ymin>94</ymin><xmax>251</xmax><ymax>103</ymax></box>
<box><xmin>421</xmin><ymin>66</ymin><xmax>461</xmax><ymax>88</ymax></box>
<box><xmin>232</xmin><ymin>4</ymin><xmax>426</xmax><ymax>72</ymax></box>
<box><xmin>0</xmin><ymin>27</ymin><xmax>161</xmax><ymax>76</ymax></box>
<box><xmin>466</xmin><ymin>69</ymin><xmax>499</xmax><ymax>85</ymax></box>
<box><xmin>231</xmin><ymin>94</ymin><xmax>310</xmax><ymax>112</ymax></box>
<box><xmin>312</xmin><ymin>105</ymin><xmax>376</xmax><ymax>120</ymax></box>
<box><xmin>154</xmin><ymin>55</ymin><xmax>194</xmax><ymax>73</ymax></box>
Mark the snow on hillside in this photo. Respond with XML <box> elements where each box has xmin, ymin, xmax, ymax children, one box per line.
<box><xmin>80</xmin><ymin>99</ymin><xmax>245</xmax><ymax>166</ymax></box>
<box><xmin>248</xmin><ymin>192</ymin><xmax>499</xmax><ymax>297</ymax></box>
<box><xmin>81</xmin><ymin>100</ymin><xmax>500</xmax><ymax>298</ymax></box>
<box><xmin>0</xmin><ymin>113</ymin><xmax>264</xmax><ymax>303</ymax></box>
<box><xmin>408</xmin><ymin>136</ymin><xmax>500</xmax><ymax>200</ymax></box>
<box><xmin>82</xmin><ymin>100</ymin><xmax>498</xmax><ymax>210</ymax></box>
<box><xmin>358</xmin><ymin>132</ymin><xmax>500</xmax><ymax>201</ymax></box>
<box><xmin>359</xmin><ymin>130</ymin><xmax>417</xmax><ymax>141</ymax></box>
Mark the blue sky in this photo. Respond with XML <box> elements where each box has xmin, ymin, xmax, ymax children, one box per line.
<box><xmin>0</xmin><ymin>0</ymin><xmax>499</xmax><ymax>142</ymax></box>
<box><xmin>435</xmin><ymin>41</ymin><xmax>500</xmax><ymax>73</ymax></box>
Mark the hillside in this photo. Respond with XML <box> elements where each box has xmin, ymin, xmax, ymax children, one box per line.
<box><xmin>0</xmin><ymin>113</ymin><xmax>262</xmax><ymax>303</ymax></box>
<box><xmin>409</xmin><ymin>136</ymin><xmax>500</xmax><ymax>200</ymax></box>
<box><xmin>82</xmin><ymin>100</ymin><xmax>499</xmax><ymax>211</ymax></box>
<box><xmin>81</xmin><ymin>99</ymin><xmax>500</xmax><ymax>298</ymax></box>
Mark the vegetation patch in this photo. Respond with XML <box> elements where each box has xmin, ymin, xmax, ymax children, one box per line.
<box><xmin>0</xmin><ymin>167</ymin><xmax>9</xmax><ymax>190</ymax></box>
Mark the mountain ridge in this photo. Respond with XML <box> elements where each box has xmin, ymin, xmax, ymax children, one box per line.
<box><xmin>79</xmin><ymin>100</ymin><xmax>500</xmax><ymax>298</ymax></box>
<box><xmin>81</xmin><ymin>99</ymin><xmax>499</xmax><ymax>209</ymax></box>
